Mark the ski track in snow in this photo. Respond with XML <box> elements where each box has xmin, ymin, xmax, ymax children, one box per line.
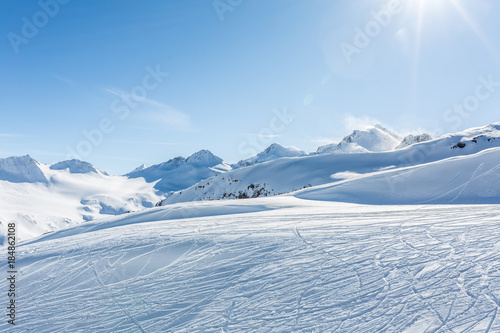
<box><xmin>2</xmin><ymin>201</ymin><xmax>500</xmax><ymax>332</ymax></box>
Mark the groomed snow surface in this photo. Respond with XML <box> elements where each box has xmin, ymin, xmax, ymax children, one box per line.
<box><xmin>2</xmin><ymin>197</ymin><xmax>500</xmax><ymax>332</ymax></box>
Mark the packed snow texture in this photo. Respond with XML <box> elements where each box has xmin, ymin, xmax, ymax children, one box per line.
<box><xmin>3</xmin><ymin>198</ymin><xmax>500</xmax><ymax>332</ymax></box>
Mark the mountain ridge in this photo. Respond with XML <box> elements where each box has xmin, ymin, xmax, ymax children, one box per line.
<box><xmin>2</xmin><ymin>123</ymin><xmax>500</xmax><ymax>241</ymax></box>
<box><xmin>160</xmin><ymin>123</ymin><xmax>500</xmax><ymax>205</ymax></box>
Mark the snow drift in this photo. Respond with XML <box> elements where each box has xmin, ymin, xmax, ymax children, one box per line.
<box><xmin>295</xmin><ymin>147</ymin><xmax>500</xmax><ymax>204</ymax></box>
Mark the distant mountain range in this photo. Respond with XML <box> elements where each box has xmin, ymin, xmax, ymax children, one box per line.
<box><xmin>159</xmin><ymin>123</ymin><xmax>499</xmax><ymax>205</ymax></box>
<box><xmin>126</xmin><ymin>149</ymin><xmax>231</xmax><ymax>193</ymax></box>
<box><xmin>125</xmin><ymin>124</ymin><xmax>431</xmax><ymax>193</ymax></box>
<box><xmin>1</xmin><ymin>123</ymin><xmax>499</xmax><ymax>240</ymax></box>
<box><xmin>0</xmin><ymin>156</ymin><xmax>161</xmax><ymax>240</ymax></box>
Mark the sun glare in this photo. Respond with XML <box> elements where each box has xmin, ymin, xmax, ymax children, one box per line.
<box><xmin>406</xmin><ymin>0</ymin><xmax>497</xmax><ymax>113</ymax></box>
<box><xmin>408</xmin><ymin>0</ymin><xmax>491</xmax><ymax>47</ymax></box>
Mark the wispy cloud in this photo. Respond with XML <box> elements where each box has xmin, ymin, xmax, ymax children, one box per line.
<box><xmin>342</xmin><ymin>114</ymin><xmax>384</xmax><ymax>132</ymax></box>
<box><xmin>104</xmin><ymin>88</ymin><xmax>193</xmax><ymax>130</ymax></box>
<box><xmin>52</xmin><ymin>74</ymin><xmax>77</xmax><ymax>86</ymax></box>
<box><xmin>0</xmin><ymin>133</ymin><xmax>22</xmax><ymax>138</ymax></box>
<box><xmin>105</xmin><ymin>88</ymin><xmax>168</xmax><ymax>108</ymax></box>
<box><xmin>146</xmin><ymin>108</ymin><xmax>191</xmax><ymax>129</ymax></box>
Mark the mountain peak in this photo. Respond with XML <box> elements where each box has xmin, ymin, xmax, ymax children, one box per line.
<box><xmin>124</xmin><ymin>164</ymin><xmax>147</xmax><ymax>176</ymax></box>
<box><xmin>317</xmin><ymin>125</ymin><xmax>403</xmax><ymax>155</ymax></box>
<box><xmin>133</xmin><ymin>164</ymin><xmax>147</xmax><ymax>172</ymax></box>
<box><xmin>396</xmin><ymin>134</ymin><xmax>433</xmax><ymax>149</ymax></box>
<box><xmin>0</xmin><ymin>154</ymin><xmax>47</xmax><ymax>183</ymax></box>
<box><xmin>50</xmin><ymin>159</ymin><xmax>102</xmax><ymax>174</ymax></box>
<box><xmin>186</xmin><ymin>150</ymin><xmax>223</xmax><ymax>165</ymax></box>
<box><xmin>126</xmin><ymin>150</ymin><xmax>226</xmax><ymax>193</ymax></box>
<box><xmin>237</xmin><ymin>144</ymin><xmax>306</xmax><ymax>167</ymax></box>
<box><xmin>263</xmin><ymin>143</ymin><xmax>283</xmax><ymax>154</ymax></box>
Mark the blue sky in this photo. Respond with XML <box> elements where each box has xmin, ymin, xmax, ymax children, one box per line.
<box><xmin>1</xmin><ymin>0</ymin><xmax>500</xmax><ymax>174</ymax></box>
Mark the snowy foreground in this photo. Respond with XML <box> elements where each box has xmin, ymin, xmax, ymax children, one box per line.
<box><xmin>3</xmin><ymin>197</ymin><xmax>500</xmax><ymax>332</ymax></box>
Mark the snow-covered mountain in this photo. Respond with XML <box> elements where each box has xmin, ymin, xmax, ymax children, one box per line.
<box><xmin>396</xmin><ymin>133</ymin><xmax>432</xmax><ymax>149</ymax></box>
<box><xmin>126</xmin><ymin>149</ymin><xmax>231</xmax><ymax>193</ymax></box>
<box><xmin>2</xmin><ymin>123</ymin><xmax>500</xmax><ymax>240</ymax></box>
<box><xmin>234</xmin><ymin>143</ymin><xmax>306</xmax><ymax>168</ymax></box>
<box><xmin>0</xmin><ymin>155</ymin><xmax>47</xmax><ymax>183</ymax></box>
<box><xmin>50</xmin><ymin>159</ymin><xmax>106</xmax><ymax>174</ymax></box>
<box><xmin>126</xmin><ymin>164</ymin><xmax>147</xmax><ymax>175</ymax></box>
<box><xmin>161</xmin><ymin>123</ymin><xmax>500</xmax><ymax>205</ymax></box>
<box><xmin>316</xmin><ymin>124</ymin><xmax>402</xmax><ymax>154</ymax></box>
<box><xmin>0</xmin><ymin>156</ymin><xmax>161</xmax><ymax>240</ymax></box>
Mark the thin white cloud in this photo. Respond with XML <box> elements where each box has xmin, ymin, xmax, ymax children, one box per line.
<box><xmin>53</xmin><ymin>74</ymin><xmax>77</xmax><ymax>86</ymax></box>
<box><xmin>0</xmin><ymin>133</ymin><xmax>22</xmax><ymax>138</ymax></box>
<box><xmin>146</xmin><ymin>108</ymin><xmax>191</xmax><ymax>129</ymax></box>
<box><xmin>105</xmin><ymin>88</ymin><xmax>171</xmax><ymax>109</ymax></box>
<box><xmin>342</xmin><ymin>114</ymin><xmax>384</xmax><ymax>132</ymax></box>
<box><xmin>104</xmin><ymin>87</ymin><xmax>193</xmax><ymax>130</ymax></box>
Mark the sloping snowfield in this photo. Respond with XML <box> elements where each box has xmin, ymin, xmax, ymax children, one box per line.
<box><xmin>3</xmin><ymin>197</ymin><xmax>500</xmax><ymax>332</ymax></box>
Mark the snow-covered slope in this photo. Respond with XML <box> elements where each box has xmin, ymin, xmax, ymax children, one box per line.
<box><xmin>162</xmin><ymin>123</ymin><xmax>500</xmax><ymax>205</ymax></box>
<box><xmin>5</xmin><ymin>197</ymin><xmax>500</xmax><ymax>332</ymax></box>
<box><xmin>235</xmin><ymin>143</ymin><xmax>306</xmax><ymax>167</ymax></box>
<box><xmin>0</xmin><ymin>158</ymin><xmax>161</xmax><ymax>240</ymax></box>
<box><xmin>127</xmin><ymin>150</ymin><xmax>231</xmax><ymax>193</ymax></box>
<box><xmin>125</xmin><ymin>164</ymin><xmax>147</xmax><ymax>175</ymax></box>
<box><xmin>295</xmin><ymin>147</ymin><xmax>500</xmax><ymax>204</ymax></box>
<box><xmin>396</xmin><ymin>133</ymin><xmax>432</xmax><ymax>149</ymax></box>
<box><xmin>50</xmin><ymin>159</ymin><xmax>106</xmax><ymax>174</ymax></box>
<box><xmin>316</xmin><ymin>124</ymin><xmax>402</xmax><ymax>154</ymax></box>
<box><xmin>0</xmin><ymin>155</ymin><xmax>47</xmax><ymax>183</ymax></box>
